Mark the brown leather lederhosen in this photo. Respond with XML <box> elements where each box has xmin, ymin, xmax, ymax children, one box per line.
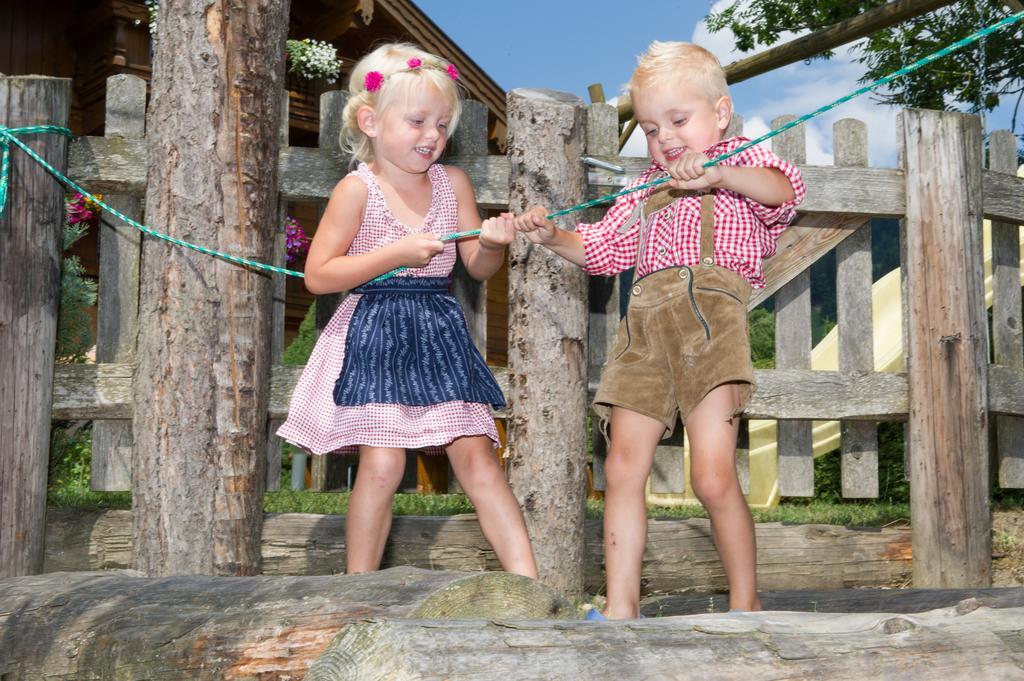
<box><xmin>592</xmin><ymin>185</ymin><xmax>755</xmax><ymax>440</ymax></box>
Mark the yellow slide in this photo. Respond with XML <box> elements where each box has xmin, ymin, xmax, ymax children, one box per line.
<box><xmin>649</xmin><ymin>165</ymin><xmax>1024</xmax><ymax>508</ymax></box>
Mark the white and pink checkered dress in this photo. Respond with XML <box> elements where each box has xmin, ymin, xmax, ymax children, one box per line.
<box><xmin>276</xmin><ymin>163</ymin><xmax>500</xmax><ymax>455</ymax></box>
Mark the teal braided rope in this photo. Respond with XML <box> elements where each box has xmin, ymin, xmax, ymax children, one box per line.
<box><xmin>0</xmin><ymin>125</ymin><xmax>305</xmax><ymax>277</ymax></box>
<box><xmin>2</xmin><ymin>10</ymin><xmax>1021</xmax><ymax>282</ymax></box>
<box><xmin>0</xmin><ymin>126</ymin><xmax>73</xmax><ymax>216</ymax></box>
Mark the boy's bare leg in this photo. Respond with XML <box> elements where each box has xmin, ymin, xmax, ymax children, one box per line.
<box><xmin>346</xmin><ymin>446</ymin><xmax>407</xmax><ymax>573</ymax></box>
<box><xmin>686</xmin><ymin>383</ymin><xmax>761</xmax><ymax>611</ymax></box>
<box><xmin>602</xmin><ymin>407</ymin><xmax>665</xmax><ymax>618</ymax></box>
<box><xmin>448</xmin><ymin>435</ymin><xmax>538</xmax><ymax>579</ymax></box>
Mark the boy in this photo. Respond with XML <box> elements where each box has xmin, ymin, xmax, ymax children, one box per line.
<box><xmin>513</xmin><ymin>41</ymin><xmax>805</xmax><ymax>618</ymax></box>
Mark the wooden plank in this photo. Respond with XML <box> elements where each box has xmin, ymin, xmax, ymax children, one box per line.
<box><xmin>44</xmin><ymin>509</ymin><xmax>914</xmax><ymax>594</ymax></box>
<box><xmin>902</xmin><ymin>109</ymin><xmax>991</xmax><ymax>587</ymax></box>
<box><xmin>772</xmin><ymin>115</ymin><xmax>814</xmax><ymax>497</ymax></box>
<box><xmin>309</xmin><ymin>90</ymin><xmax>348</xmax><ymax>494</ymax></box>
<box><xmin>989</xmin><ymin>130</ymin><xmax>1024</xmax><ymax>489</ymax></box>
<box><xmin>0</xmin><ymin>75</ymin><xmax>71</xmax><ymax>578</ymax></box>
<box><xmin>266</xmin><ymin>90</ymin><xmax>290</xmax><ymax>493</ymax></box>
<box><xmin>649</xmin><ymin>422</ymin><xmax>685</xmax><ymax>494</ymax></box>
<box><xmin>834</xmin><ymin>118</ymin><xmax>878</xmax><ymax>499</ymax></box>
<box><xmin>67</xmin><ymin>137</ymin><xmax>1024</xmax><ymax>223</ymax></box>
<box><xmin>53</xmin><ymin>363</ymin><xmax>1024</xmax><ymax>423</ymax></box>
<box><xmin>91</xmin><ymin>74</ymin><xmax>145</xmax><ymax>493</ymax></box>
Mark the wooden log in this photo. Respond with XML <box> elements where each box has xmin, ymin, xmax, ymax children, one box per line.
<box><xmin>0</xmin><ymin>75</ymin><xmax>71</xmax><ymax>578</ymax></box>
<box><xmin>0</xmin><ymin>566</ymin><xmax>571</xmax><ymax>681</ymax></box>
<box><xmin>990</xmin><ymin>130</ymin><xmax>1024</xmax><ymax>489</ymax></box>
<box><xmin>307</xmin><ymin>603</ymin><xmax>1024</xmax><ymax>681</ymax></box>
<box><xmin>772</xmin><ymin>115</ymin><xmax>814</xmax><ymax>497</ymax></box>
<box><xmin>131</xmin><ymin>2</ymin><xmax>288</xmax><ymax>576</ymax></box>
<box><xmin>643</xmin><ymin>587</ymin><xmax>1024</xmax><ymax>617</ymax></box>
<box><xmin>43</xmin><ymin>510</ymin><xmax>914</xmax><ymax>594</ymax></box>
<box><xmin>91</xmin><ymin>74</ymin><xmax>145</xmax><ymax>493</ymax></box>
<box><xmin>834</xmin><ymin>118</ymin><xmax>879</xmax><ymax>499</ymax></box>
<box><xmin>902</xmin><ymin>109</ymin><xmax>991</xmax><ymax>587</ymax></box>
<box><xmin>506</xmin><ymin>88</ymin><xmax>589</xmax><ymax>597</ymax></box>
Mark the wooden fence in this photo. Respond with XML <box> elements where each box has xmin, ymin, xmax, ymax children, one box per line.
<box><xmin>4</xmin><ymin>74</ymin><xmax>1024</xmax><ymax>586</ymax></box>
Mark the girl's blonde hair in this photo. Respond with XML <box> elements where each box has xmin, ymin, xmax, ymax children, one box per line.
<box><xmin>341</xmin><ymin>42</ymin><xmax>463</xmax><ymax>164</ymax></box>
<box><xmin>628</xmin><ymin>41</ymin><xmax>728</xmax><ymax>102</ymax></box>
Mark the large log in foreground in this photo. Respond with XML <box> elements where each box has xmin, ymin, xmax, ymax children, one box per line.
<box><xmin>0</xmin><ymin>567</ymin><xmax>571</xmax><ymax>680</ymax></box>
<box><xmin>306</xmin><ymin>602</ymin><xmax>1024</xmax><ymax>681</ymax></box>
<box><xmin>44</xmin><ymin>510</ymin><xmax>913</xmax><ymax>593</ymax></box>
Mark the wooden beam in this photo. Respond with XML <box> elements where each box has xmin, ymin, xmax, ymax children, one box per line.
<box><xmin>67</xmin><ymin>138</ymin><xmax>1024</xmax><ymax>223</ymax></box>
<box><xmin>903</xmin><ymin>109</ymin><xmax>990</xmax><ymax>587</ymax></box>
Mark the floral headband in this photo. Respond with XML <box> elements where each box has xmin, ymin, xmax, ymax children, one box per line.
<box><xmin>363</xmin><ymin>58</ymin><xmax>460</xmax><ymax>93</ymax></box>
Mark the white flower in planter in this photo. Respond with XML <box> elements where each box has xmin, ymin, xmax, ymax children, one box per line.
<box><xmin>286</xmin><ymin>39</ymin><xmax>342</xmax><ymax>82</ymax></box>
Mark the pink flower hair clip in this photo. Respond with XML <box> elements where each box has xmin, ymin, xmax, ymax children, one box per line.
<box><xmin>407</xmin><ymin>58</ymin><xmax>422</xmax><ymax>69</ymax></box>
<box><xmin>364</xmin><ymin>70</ymin><xmax>384</xmax><ymax>92</ymax></box>
<box><xmin>446</xmin><ymin>63</ymin><xmax>459</xmax><ymax>81</ymax></box>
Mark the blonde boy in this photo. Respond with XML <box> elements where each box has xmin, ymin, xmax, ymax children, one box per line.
<box><xmin>514</xmin><ymin>42</ymin><xmax>805</xmax><ymax>618</ymax></box>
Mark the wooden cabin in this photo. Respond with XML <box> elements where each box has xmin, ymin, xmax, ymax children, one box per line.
<box><xmin>1</xmin><ymin>0</ymin><xmax>511</xmax><ymax>363</ymax></box>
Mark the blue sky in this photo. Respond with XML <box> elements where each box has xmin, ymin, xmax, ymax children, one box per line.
<box><xmin>415</xmin><ymin>0</ymin><xmax>1021</xmax><ymax>166</ymax></box>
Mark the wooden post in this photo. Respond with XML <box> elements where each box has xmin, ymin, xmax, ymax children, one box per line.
<box><xmin>902</xmin><ymin>109</ymin><xmax>990</xmax><ymax>587</ymax></box>
<box><xmin>309</xmin><ymin>90</ymin><xmax>348</xmax><ymax>493</ymax></box>
<box><xmin>771</xmin><ymin>115</ymin><xmax>814</xmax><ymax>497</ymax></box>
<box><xmin>132</xmin><ymin>2</ymin><xmax>288</xmax><ymax>576</ymax></box>
<box><xmin>91</xmin><ymin>74</ymin><xmax>146</xmax><ymax>492</ymax></box>
<box><xmin>989</xmin><ymin>130</ymin><xmax>1024</xmax><ymax>489</ymax></box>
<box><xmin>265</xmin><ymin>90</ymin><xmax>290</xmax><ymax>493</ymax></box>
<box><xmin>0</xmin><ymin>76</ymin><xmax>71</xmax><ymax>578</ymax></box>
<box><xmin>585</xmin><ymin>98</ymin><xmax>619</xmax><ymax>497</ymax></box>
<box><xmin>506</xmin><ymin>88</ymin><xmax>588</xmax><ymax>597</ymax></box>
<box><xmin>834</xmin><ymin>118</ymin><xmax>878</xmax><ymax>498</ymax></box>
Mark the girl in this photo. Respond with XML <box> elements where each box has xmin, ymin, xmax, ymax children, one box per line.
<box><xmin>278</xmin><ymin>43</ymin><xmax>537</xmax><ymax>578</ymax></box>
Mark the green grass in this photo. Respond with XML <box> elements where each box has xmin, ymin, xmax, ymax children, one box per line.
<box><xmin>49</xmin><ymin>488</ymin><xmax>910</xmax><ymax>527</ymax></box>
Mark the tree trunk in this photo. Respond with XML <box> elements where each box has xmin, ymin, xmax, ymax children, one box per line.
<box><xmin>0</xmin><ymin>566</ymin><xmax>571</xmax><ymax>680</ymax></box>
<box><xmin>505</xmin><ymin>88</ymin><xmax>589</xmax><ymax>598</ymax></box>
<box><xmin>0</xmin><ymin>76</ymin><xmax>71</xmax><ymax>578</ymax></box>
<box><xmin>307</xmin><ymin>602</ymin><xmax>1024</xmax><ymax>681</ymax></box>
<box><xmin>44</xmin><ymin>510</ymin><xmax>915</xmax><ymax>594</ymax></box>
<box><xmin>133</xmin><ymin>1</ymin><xmax>289</xmax><ymax>575</ymax></box>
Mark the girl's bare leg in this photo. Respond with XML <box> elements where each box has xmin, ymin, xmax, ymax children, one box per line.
<box><xmin>686</xmin><ymin>383</ymin><xmax>761</xmax><ymax>611</ymax></box>
<box><xmin>345</xmin><ymin>446</ymin><xmax>406</xmax><ymax>574</ymax></box>
<box><xmin>448</xmin><ymin>435</ymin><xmax>538</xmax><ymax>578</ymax></box>
<box><xmin>602</xmin><ymin>407</ymin><xmax>665</xmax><ymax>619</ymax></box>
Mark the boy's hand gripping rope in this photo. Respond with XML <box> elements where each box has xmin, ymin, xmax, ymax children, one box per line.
<box><xmin>1</xmin><ymin>10</ymin><xmax>1021</xmax><ymax>282</ymax></box>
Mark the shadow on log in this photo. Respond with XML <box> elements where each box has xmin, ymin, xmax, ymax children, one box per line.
<box><xmin>306</xmin><ymin>601</ymin><xmax>1024</xmax><ymax>680</ymax></box>
<box><xmin>0</xmin><ymin>566</ymin><xmax>571</xmax><ymax>680</ymax></box>
<box><xmin>642</xmin><ymin>587</ymin><xmax>1024</xmax><ymax>616</ymax></box>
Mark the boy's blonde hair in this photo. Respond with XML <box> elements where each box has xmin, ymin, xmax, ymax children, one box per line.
<box><xmin>341</xmin><ymin>42</ymin><xmax>463</xmax><ymax>163</ymax></box>
<box><xmin>628</xmin><ymin>41</ymin><xmax>728</xmax><ymax>102</ymax></box>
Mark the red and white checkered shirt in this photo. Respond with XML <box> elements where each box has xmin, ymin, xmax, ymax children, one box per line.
<box><xmin>577</xmin><ymin>136</ymin><xmax>806</xmax><ymax>288</ymax></box>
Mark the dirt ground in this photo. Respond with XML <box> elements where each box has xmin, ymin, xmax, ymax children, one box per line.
<box><xmin>994</xmin><ymin>509</ymin><xmax>1024</xmax><ymax>586</ymax></box>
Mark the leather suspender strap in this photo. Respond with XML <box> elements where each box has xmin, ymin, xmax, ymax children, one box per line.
<box><xmin>699</xmin><ymin>193</ymin><xmax>715</xmax><ymax>266</ymax></box>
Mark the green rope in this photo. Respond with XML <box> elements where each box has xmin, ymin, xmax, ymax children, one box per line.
<box><xmin>1</xmin><ymin>9</ymin><xmax>1021</xmax><ymax>283</ymax></box>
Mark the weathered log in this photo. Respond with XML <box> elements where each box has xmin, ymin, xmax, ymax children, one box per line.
<box><xmin>306</xmin><ymin>603</ymin><xmax>1024</xmax><ymax>680</ymax></box>
<box><xmin>642</xmin><ymin>586</ymin><xmax>1024</xmax><ymax>617</ymax></box>
<box><xmin>44</xmin><ymin>510</ymin><xmax>913</xmax><ymax>593</ymax></box>
<box><xmin>132</xmin><ymin>0</ymin><xmax>288</xmax><ymax>575</ymax></box>
<box><xmin>0</xmin><ymin>566</ymin><xmax>572</xmax><ymax>680</ymax></box>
